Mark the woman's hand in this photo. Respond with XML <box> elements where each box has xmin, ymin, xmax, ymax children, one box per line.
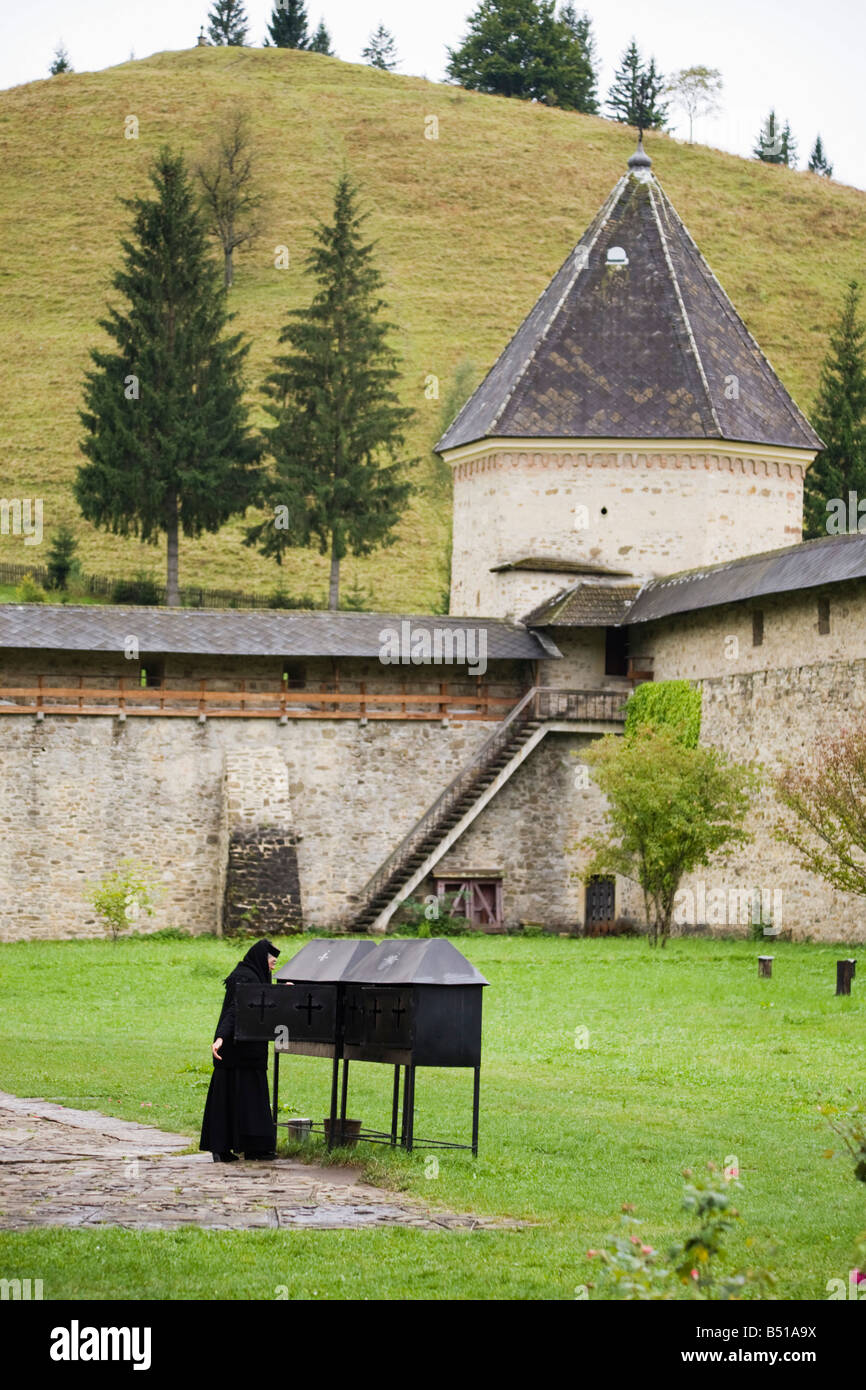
<box><xmin>212</xmin><ymin>1038</ymin><xmax>223</xmax><ymax>1060</ymax></box>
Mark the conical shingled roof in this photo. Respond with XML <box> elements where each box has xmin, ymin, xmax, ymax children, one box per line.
<box><xmin>436</xmin><ymin>152</ymin><xmax>822</xmax><ymax>454</ymax></box>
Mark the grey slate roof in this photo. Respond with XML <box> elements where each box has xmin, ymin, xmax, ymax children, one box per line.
<box><xmin>0</xmin><ymin>604</ymin><xmax>552</xmax><ymax>661</ymax></box>
<box><xmin>524</xmin><ymin>582</ymin><xmax>643</xmax><ymax>627</ymax></box>
<box><xmin>437</xmin><ymin>158</ymin><xmax>822</xmax><ymax>454</ymax></box>
<box><xmin>626</xmin><ymin>533</ymin><xmax>866</xmax><ymax>624</ymax></box>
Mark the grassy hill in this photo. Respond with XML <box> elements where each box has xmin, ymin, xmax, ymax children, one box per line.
<box><xmin>1</xmin><ymin>45</ymin><xmax>865</xmax><ymax>612</ymax></box>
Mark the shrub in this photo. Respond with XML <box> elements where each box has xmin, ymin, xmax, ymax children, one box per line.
<box><xmin>821</xmin><ymin>1094</ymin><xmax>866</xmax><ymax>1182</ymax></box>
<box><xmin>587</xmin><ymin>1164</ymin><xmax>776</xmax><ymax>1300</ymax></box>
<box><xmin>46</xmin><ymin>524</ymin><xmax>79</xmax><ymax>590</ymax></box>
<box><xmin>86</xmin><ymin>859</ymin><xmax>160</xmax><ymax>941</ymax></box>
<box><xmin>15</xmin><ymin>572</ymin><xmax>46</xmax><ymax>603</ymax></box>
<box><xmin>111</xmin><ymin>572</ymin><xmax>162</xmax><ymax>605</ymax></box>
<box><xmin>625</xmin><ymin>679</ymin><xmax>701</xmax><ymax>747</ymax></box>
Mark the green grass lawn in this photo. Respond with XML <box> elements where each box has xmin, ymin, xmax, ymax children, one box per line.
<box><xmin>0</xmin><ymin>934</ymin><xmax>863</xmax><ymax>1299</ymax></box>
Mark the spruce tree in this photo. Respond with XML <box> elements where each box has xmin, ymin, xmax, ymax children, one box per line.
<box><xmin>75</xmin><ymin>148</ymin><xmax>263</xmax><ymax>605</ymax></box>
<box><xmin>754</xmin><ymin>109</ymin><xmax>784</xmax><ymax>163</ymax></box>
<box><xmin>247</xmin><ymin>174</ymin><xmax>415</xmax><ymax>609</ymax></box>
<box><xmin>46</xmin><ymin>525</ymin><xmax>79</xmax><ymax>591</ymax></box>
<box><xmin>808</xmin><ymin>134</ymin><xmax>833</xmax><ymax>177</ymax></box>
<box><xmin>265</xmin><ymin>0</ymin><xmax>309</xmax><ymax>49</ymax></box>
<box><xmin>804</xmin><ymin>281</ymin><xmax>866</xmax><ymax>538</ymax></box>
<box><xmin>49</xmin><ymin>43</ymin><xmax>72</xmax><ymax>75</ymax></box>
<box><xmin>607</xmin><ymin>40</ymin><xmax>667</xmax><ymax>128</ymax></box>
<box><xmin>780</xmin><ymin>120</ymin><xmax>798</xmax><ymax>168</ymax></box>
<box><xmin>362</xmin><ymin>24</ymin><xmax>398</xmax><ymax>70</ymax></box>
<box><xmin>559</xmin><ymin>5</ymin><xmax>599</xmax><ymax>113</ymax></box>
<box><xmin>309</xmin><ymin>20</ymin><xmax>334</xmax><ymax>55</ymax></box>
<box><xmin>447</xmin><ymin>0</ymin><xmax>596</xmax><ymax>112</ymax></box>
<box><xmin>207</xmin><ymin>0</ymin><xmax>249</xmax><ymax>46</ymax></box>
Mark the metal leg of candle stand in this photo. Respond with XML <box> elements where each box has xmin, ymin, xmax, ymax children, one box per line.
<box><xmin>400</xmin><ymin>1066</ymin><xmax>410</xmax><ymax>1149</ymax></box>
<box><xmin>272</xmin><ymin>1049</ymin><xmax>280</xmax><ymax>1130</ymax></box>
<box><xmin>328</xmin><ymin>1051</ymin><xmax>340</xmax><ymax>1152</ymax></box>
<box><xmin>391</xmin><ymin>1065</ymin><xmax>401</xmax><ymax>1146</ymax></box>
<box><xmin>471</xmin><ymin>1065</ymin><xmax>481</xmax><ymax>1157</ymax></box>
<box><xmin>339</xmin><ymin>1057</ymin><xmax>350</xmax><ymax>1148</ymax></box>
<box><xmin>406</xmin><ymin>1065</ymin><xmax>416</xmax><ymax>1153</ymax></box>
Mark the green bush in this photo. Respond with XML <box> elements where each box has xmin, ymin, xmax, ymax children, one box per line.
<box><xmin>111</xmin><ymin>572</ymin><xmax>162</xmax><ymax>605</ymax></box>
<box><xmin>15</xmin><ymin>572</ymin><xmax>46</xmax><ymax>603</ymax></box>
<box><xmin>625</xmin><ymin>679</ymin><xmax>701</xmax><ymax>747</ymax></box>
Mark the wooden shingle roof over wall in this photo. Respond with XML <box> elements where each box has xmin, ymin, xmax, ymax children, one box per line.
<box><xmin>437</xmin><ymin>153</ymin><xmax>822</xmax><ymax>454</ymax></box>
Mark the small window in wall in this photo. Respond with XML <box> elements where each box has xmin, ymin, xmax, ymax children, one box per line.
<box><xmin>282</xmin><ymin>662</ymin><xmax>306</xmax><ymax>690</ymax></box>
<box><xmin>604</xmin><ymin>626</ymin><xmax>629</xmax><ymax>677</ymax></box>
<box><xmin>752</xmin><ymin>610</ymin><xmax>764</xmax><ymax>647</ymax></box>
<box><xmin>140</xmin><ymin>658</ymin><xmax>165</xmax><ymax>689</ymax></box>
<box><xmin>818</xmin><ymin>598</ymin><xmax>831</xmax><ymax>635</ymax></box>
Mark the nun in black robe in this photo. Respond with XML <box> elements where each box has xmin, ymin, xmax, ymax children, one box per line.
<box><xmin>200</xmin><ymin>940</ymin><xmax>280</xmax><ymax>1161</ymax></box>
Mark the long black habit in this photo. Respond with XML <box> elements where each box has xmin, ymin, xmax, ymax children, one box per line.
<box><xmin>199</xmin><ymin>940</ymin><xmax>279</xmax><ymax>1158</ymax></box>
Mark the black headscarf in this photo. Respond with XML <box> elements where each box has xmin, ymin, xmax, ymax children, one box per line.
<box><xmin>225</xmin><ymin>939</ymin><xmax>279</xmax><ymax>986</ymax></box>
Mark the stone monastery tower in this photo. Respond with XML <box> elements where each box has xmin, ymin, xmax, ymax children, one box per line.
<box><xmin>437</xmin><ymin>144</ymin><xmax>822</xmax><ymax>621</ymax></box>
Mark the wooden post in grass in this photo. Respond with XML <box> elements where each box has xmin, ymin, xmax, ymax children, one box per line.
<box><xmin>758</xmin><ymin>955</ymin><xmax>773</xmax><ymax>978</ymax></box>
<box><xmin>836</xmin><ymin>959</ymin><xmax>856</xmax><ymax>995</ymax></box>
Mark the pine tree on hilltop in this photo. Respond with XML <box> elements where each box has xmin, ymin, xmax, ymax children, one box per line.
<box><xmin>804</xmin><ymin>282</ymin><xmax>866</xmax><ymax>539</ymax></box>
<box><xmin>49</xmin><ymin>43</ymin><xmax>72</xmax><ymax>75</ymax></box>
<box><xmin>559</xmin><ymin>4</ymin><xmax>599</xmax><ymax>113</ymax></box>
<box><xmin>362</xmin><ymin>24</ymin><xmax>398</xmax><ymax>70</ymax></box>
<box><xmin>808</xmin><ymin>134</ymin><xmax>833</xmax><ymax>177</ymax></box>
<box><xmin>207</xmin><ymin>0</ymin><xmax>249</xmax><ymax>46</ymax></box>
<box><xmin>75</xmin><ymin>148</ymin><xmax>263</xmax><ymax>606</ymax></box>
<box><xmin>607</xmin><ymin>39</ymin><xmax>667</xmax><ymax>129</ymax></box>
<box><xmin>265</xmin><ymin>0</ymin><xmax>309</xmax><ymax>49</ymax></box>
<box><xmin>446</xmin><ymin>0</ymin><xmax>597</xmax><ymax>112</ymax></box>
<box><xmin>309</xmin><ymin>20</ymin><xmax>334</xmax><ymax>55</ymax></box>
<box><xmin>753</xmin><ymin>109</ymin><xmax>796</xmax><ymax>166</ymax></box>
<box><xmin>247</xmin><ymin>174</ymin><xmax>415</xmax><ymax>610</ymax></box>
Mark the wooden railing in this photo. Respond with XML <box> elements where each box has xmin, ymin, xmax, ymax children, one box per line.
<box><xmin>0</xmin><ymin>678</ymin><xmax>523</xmax><ymax>722</ymax></box>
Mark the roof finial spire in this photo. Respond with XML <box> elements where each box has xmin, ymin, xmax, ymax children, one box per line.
<box><xmin>627</xmin><ymin>136</ymin><xmax>652</xmax><ymax>179</ymax></box>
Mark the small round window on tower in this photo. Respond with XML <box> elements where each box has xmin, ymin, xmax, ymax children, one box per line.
<box><xmin>600</xmin><ymin>506</ymin><xmax>608</xmax><ymax>516</ymax></box>
<box><xmin>606</xmin><ymin>246</ymin><xmax>628</xmax><ymax>266</ymax></box>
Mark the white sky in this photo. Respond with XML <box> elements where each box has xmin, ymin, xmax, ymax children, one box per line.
<box><xmin>1</xmin><ymin>0</ymin><xmax>864</xmax><ymax>188</ymax></box>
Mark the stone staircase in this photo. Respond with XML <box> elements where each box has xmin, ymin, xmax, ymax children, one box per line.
<box><xmin>349</xmin><ymin>686</ymin><xmax>627</xmax><ymax>932</ymax></box>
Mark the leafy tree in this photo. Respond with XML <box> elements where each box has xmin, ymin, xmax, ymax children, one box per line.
<box><xmin>207</xmin><ymin>0</ymin><xmax>249</xmax><ymax>46</ymax></box>
<box><xmin>803</xmin><ymin>281</ymin><xmax>866</xmax><ymax>538</ymax></box>
<box><xmin>45</xmin><ymin>524</ymin><xmax>79</xmax><ymax>590</ymax></box>
<box><xmin>447</xmin><ymin>0</ymin><xmax>598</xmax><ymax>113</ymax></box>
<box><xmin>666</xmin><ymin>66</ymin><xmax>722</xmax><ymax>143</ymax></box>
<box><xmin>581</xmin><ymin>725</ymin><xmax>756</xmax><ymax>947</ymax></box>
<box><xmin>808</xmin><ymin>134</ymin><xmax>833</xmax><ymax>177</ymax></box>
<box><xmin>75</xmin><ymin>148</ymin><xmax>263</xmax><ymax>606</ymax></box>
<box><xmin>362</xmin><ymin>23</ymin><xmax>398</xmax><ymax>70</ymax></box>
<box><xmin>624</xmin><ymin>679</ymin><xmax>701</xmax><ymax>747</ymax></box>
<box><xmin>87</xmin><ymin>859</ymin><xmax>159</xmax><ymax>941</ymax></box>
<box><xmin>49</xmin><ymin>44</ymin><xmax>72</xmax><ymax>75</ymax></box>
<box><xmin>247</xmin><ymin>174</ymin><xmax>415</xmax><ymax>610</ymax></box>
<box><xmin>265</xmin><ymin>0</ymin><xmax>309</xmax><ymax>48</ymax></box>
<box><xmin>309</xmin><ymin>20</ymin><xmax>335</xmax><ymax>55</ymax></box>
<box><xmin>607</xmin><ymin>40</ymin><xmax>668</xmax><ymax>129</ymax></box>
<box><xmin>753</xmin><ymin>110</ymin><xmax>796</xmax><ymax>166</ymax></box>
<box><xmin>773</xmin><ymin>716</ymin><xmax>866</xmax><ymax>898</ymax></box>
<box><xmin>194</xmin><ymin>106</ymin><xmax>265</xmax><ymax>288</ymax></box>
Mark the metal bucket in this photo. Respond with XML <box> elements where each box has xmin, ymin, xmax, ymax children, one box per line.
<box><xmin>286</xmin><ymin>1118</ymin><xmax>312</xmax><ymax>1142</ymax></box>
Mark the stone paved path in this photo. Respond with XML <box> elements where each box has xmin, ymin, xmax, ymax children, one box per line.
<box><xmin>0</xmin><ymin>1093</ymin><xmax>514</xmax><ymax>1232</ymax></box>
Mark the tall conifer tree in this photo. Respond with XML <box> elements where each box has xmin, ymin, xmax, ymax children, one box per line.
<box><xmin>265</xmin><ymin>0</ymin><xmax>309</xmax><ymax>48</ymax></box>
<box><xmin>309</xmin><ymin>20</ymin><xmax>334</xmax><ymax>55</ymax></box>
<box><xmin>75</xmin><ymin>148</ymin><xmax>262</xmax><ymax>605</ymax></box>
<box><xmin>207</xmin><ymin>0</ymin><xmax>249</xmax><ymax>46</ymax></box>
<box><xmin>607</xmin><ymin>39</ymin><xmax>667</xmax><ymax>128</ymax></box>
<box><xmin>804</xmin><ymin>281</ymin><xmax>866</xmax><ymax>538</ymax></box>
<box><xmin>247</xmin><ymin>175</ymin><xmax>414</xmax><ymax>609</ymax></box>
<box><xmin>808</xmin><ymin>134</ymin><xmax>833</xmax><ymax>176</ymax></box>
